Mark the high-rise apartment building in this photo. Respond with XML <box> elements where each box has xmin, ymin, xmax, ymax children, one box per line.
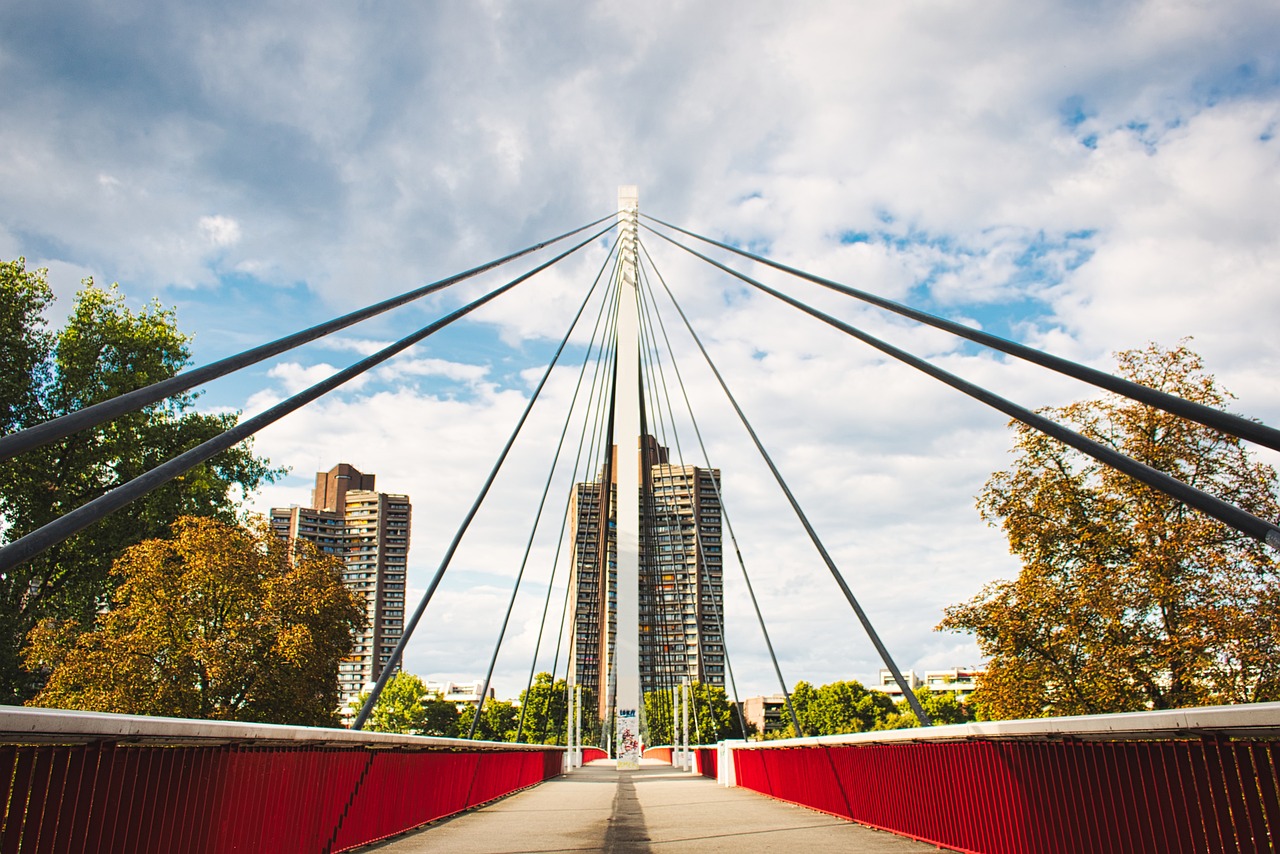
<box><xmin>568</xmin><ymin>437</ymin><xmax>725</xmax><ymax>718</ymax></box>
<box><xmin>270</xmin><ymin>463</ymin><xmax>411</xmax><ymax>712</ymax></box>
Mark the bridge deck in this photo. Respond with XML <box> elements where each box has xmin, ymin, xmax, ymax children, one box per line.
<box><xmin>363</xmin><ymin>759</ymin><xmax>934</xmax><ymax>853</ymax></box>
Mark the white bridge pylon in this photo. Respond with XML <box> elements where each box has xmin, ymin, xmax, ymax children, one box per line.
<box><xmin>614</xmin><ymin>185</ymin><xmax>641</xmax><ymax>769</ymax></box>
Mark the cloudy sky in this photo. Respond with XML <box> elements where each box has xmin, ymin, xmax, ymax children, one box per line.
<box><xmin>3</xmin><ymin>1</ymin><xmax>1279</xmax><ymax>703</ymax></box>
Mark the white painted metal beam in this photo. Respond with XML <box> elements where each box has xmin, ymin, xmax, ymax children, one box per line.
<box><xmin>614</xmin><ymin>185</ymin><xmax>641</xmax><ymax>770</ymax></box>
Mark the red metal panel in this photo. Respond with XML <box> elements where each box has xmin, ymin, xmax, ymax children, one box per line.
<box><xmin>151</xmin><ymin>748</ymin><xmax>180</xmax><ymax>853</ymax></box>
<box><xmin>1152</xmin><ymin>742</ymin><xmax>1189</xmax><ymax>853</ymax></box>
<box><xmin>121</xmin><ymin>747</ymin><xmax>154</xmax><ymax>853</ymax></box>
<box><xmin>942</xmin><ymin>742</ymin><xmax>972</xmax><ymax>851</ymax></box>
<box><xmin>18</xmin><ymin>747</ymin><xmax>53</xmax><ymax>854</ymax></box>
<box><xmin>184</xmin><ymin>745</ymin><xmax>220</xmax><ymax>854</ymax></box>
<box><xmin>291</xmin><ymin>749</ymin><xmax>322</xmax><ymax>854</ymax></box>
<box><xmin>2</xmin><ymin>748</ymin><xmax>37</xmax><ymax>854</ymax></box>
<box><xmin>1196</xmin><ymin>740</ymin><xmax>1234</xmax><ymax>853</ymax></box>
<box><xmin>929</xmin><ymin>743</ymin><xmax>955</xmax><ymax>848</ymax></box>
<box><xmin>32</xmin><ymin>747</ymin><xmax>64</xmax><ymax>854</ymax></box>
<box><xmin>643</xmin><ymin>747</ymin><xmax>672</xmax><ymax>763</ymax></box>
<box><xmin>0</xmin><ymin>746</ymin><xmax>16</xmax><ymax>844</ymax></box>
<box><xmin>303</xmin><ymin>750</ymin><xmax>330</xmax><ymax>854</ymax></box>
<box><xmin>986</xmin><ymin>741</ymin><xmax>1021</xmax><ymax>854</ymax></box>
<box><xmin>103</xmin><ymin>743</ymin><xmax>137</xmax><ymax>854</ymax></box>
<box><xmin>1186</xmin><ymin>740</ymin><xmax>1225</xmax><ymax>853</ymax></box>
<box><xmin>78</xmin><ymin>745</ymin><xmax>113</xmax><ymax>854</ymax></box>
<box><xmin>285</xmin><ymin>748</ymin><xmax>313</xmax><ymax>853</ymax></box>
<box><xmin>1083</xmin><ymin>741</ymin><xmax>1109</xmax><ymax>851</ymax></box>
<box><xmin>1069</xmin><ymin>741</ymin><xmax>1099</xmax><ymax>852</ymax></box>
<box><xmin>1101</xmin><ymin>742</ymin><xmax>1139</xmax><ymax>853</ymax></box>
<box><xmin>210</xmin><ymin>747</ymin><xmax>238</xmax><ymax>852</ymax></box>
<box><xmin>181</xmin><ymin>746</ymin><xmax>207</xmax><ymax>853</ymax></box>
<box><xmin>1151</xmin><ymin>742</ymin><xmax>1190</xmax><ymax>854</ymax></box>
<box><xmin>2</xmin><ymin>748</ymin><xmax>32</xmax><ymax>854</ymax></box>
<box><xmin>1236</xmin><ymin>743</ymin><xmax>1271</xmax><ymax>854</ymax></box>
<box><xmin>259</xmin><ymin>748</ymin><xmax>286</xmax><ymax>853</ymax></box>
<box><xmin>50</xmin><ymin>746</ymin><xmax>87</xmax><ymax>854</ymax></box>
<box><xmin>1059</xmin><ymin>741</ymin><xmax>1092</xmax><ymax>853</ymax></box>
<box><xmin>1116</xmin><ymin>742</ymin><xmax>1161</xmax><ymax>853</ymax></box>
<box><xmin>32</xmin><ymin>745</ymin><xmax>69</xmax><ymax>854</ymax></box>
<box><xmin>1020</xmin><ymin>742</ymin><xmax>1054</xmax><ymax>853</ymax></box>
<box><xmin>727</xmin><ymin>737</ymin><xmax>1280</xmax><ymax>854</ymax></box>
<box><xmin>1252</xmin><ymin>744</ymin><xmax>1280</xmax><ymax>842</ymax></box>
<box><xmin>1040</xmin><ymin>741</ymin><xmax>1072</xmax><ymax>853</ymax></box>
<box><xmin>1218</xmin><ymin>741</ymin><xmax>1260</xmax><ymax>852</ymax></box>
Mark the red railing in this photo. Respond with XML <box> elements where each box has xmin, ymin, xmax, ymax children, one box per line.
<box><xmin>642</xmin><ymin>744</ymin><xmax>717</xmax><ymax>779</ymax></box>
<box><xmin>641</xmin><ymin>746</ymin><xmax>672</xmax><ymax>762</ymax></box>
<box><xmin>727</xmin><ymin>703</ymin><xmax>1280</xmax><ymax>854</ymax></box>
<box><xmin>580</xmin><ymin>746</ymin><xmax>608</xmax><ymax>763</ymax></box>
<box><xmin>0</xmin><ymin>707</ymin><xmax>562</xmax><ymax>853</ymax></box>
<box><xmin>693</xmin><ymin>746</ymin><xmax>717</xmax><ymax>779</ymax></box>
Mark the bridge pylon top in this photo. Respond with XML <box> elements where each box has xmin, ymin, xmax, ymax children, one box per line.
<box><xmin>618</xmin><ymin>184</ymin><xmax>638</xmax><ymax>213</ymax></box>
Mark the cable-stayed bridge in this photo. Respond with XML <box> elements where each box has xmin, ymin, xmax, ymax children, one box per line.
<box><xmin>1</xmin><ymin>188</ymin><xmax>1278</xmax><ymax>852</ymax></box>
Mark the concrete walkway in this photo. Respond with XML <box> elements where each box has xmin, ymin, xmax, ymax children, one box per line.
<box><xmin>360</xmin><ymin>759</ymin><xmax>937</xmax><ymax>853</ymax></box>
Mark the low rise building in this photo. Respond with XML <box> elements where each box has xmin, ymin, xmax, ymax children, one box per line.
<box><xmin>425</xmin><ymin>680</ymin><xmax>497</xmax><ymax>705</ymax></box>
<box><xmin>874</xmin><ymin>667</ymin><xmax>982</xmax><ymax>702</ymax></box>
<box><xmin>740</xmin><ymin>694</ymin><xmax>789</xmax><ymax>738</ymax></box>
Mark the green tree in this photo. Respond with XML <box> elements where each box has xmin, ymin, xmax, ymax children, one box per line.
<box><xmin>777</xmin><ymin>679</ymin><xmax>896</xmax><ymax>737</ymax></box>
<box><xmin>0</xmin><ymin>262</ymin><xmax>279</xmax><ymax>702</ymax></box>
<box><xmin>420</xmin><ymin>698</ymin><xmax>463</xmax><ymax>737</ymax></box>
<box><xmin>940</xmin><ymin>343</ymin><xmax>1280</xmax><ymax>719</ymax></box>
<box><xmin>23</xmin><ymin>517</ymin><xmax>364</xmax><ymax>725</ymax></box>
<box><xmin>644</xmin><ymin>682</ymin><xmax>752</xmax><ymax>745</ymax></box>
<box><xmin>516</xmin><ymin>672</ymin><xmax>568</xmax><ymax>744</ymax></box>
<box><xmin>350</xmin><ymin>672</ymin><xmax>461</xmax><ymax>736</ymax></box>
<box><xmin>877</xmin><ymin>688</ymin><xmax>976</xmax><ymax>730</ymax></box>
<box><xmin>689</xmin><ymin>682</ymin><xmax>745</xmax><ymax>742</ymax></box>
<box><xmin>458</xmin><ymin>698</ymin><xmax>519</xmax><ymax>742</ymax></box>
<box><xmin>643</xmin><ymin>688</ymin><xmax>675</xmax><ymax>746</ymax></box>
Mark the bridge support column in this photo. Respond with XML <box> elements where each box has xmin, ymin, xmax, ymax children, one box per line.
<box><xmin>683</xmin><ymin>677</ymin><xmax>692</xmax><ymax>772</ymax></box>
<box><xmin>614</xmin><ymin>185</ymin><xmax>641</xmax><ymax>770</ymax></box>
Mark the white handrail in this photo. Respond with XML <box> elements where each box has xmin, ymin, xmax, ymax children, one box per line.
<box><xmin>0</xmin><ymin>705</ymin><xmax>565</xmax><ymax>750</ymax></box>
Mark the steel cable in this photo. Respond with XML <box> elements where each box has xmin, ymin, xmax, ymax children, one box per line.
<box><xmin>0</xmin><ymin>214</ymin><xmax>616</xmax><ymax>462</ymax></box>
<box><xmin>0</xmin><ymin>223</ymin><xmax>617</xmax><ymax>576</ymax></box>
<box><xmin>642</xmin><ymin>214</ymin><xmax>1280</xmax><ymax>454</ymax></box>
<box><xmin>649</xmin><ymin>226</ymin><xmax>1280</xmax><ymax>552</ymax></box>
<box><xmin>637</xmin><ymin>245</ymin><xmax>800</xmax><ymax>736</ymax></box>
<box><xmin>466</xmin><ymin>244</ymin><xmax>619</xmax><ymax>739</ymax></box>
<box><xmin>642</xmin><ymin>239</ymin><xmax>933</xmax><ymax>725</ymax></box>
<box><xmin>635</xmin><ymin>255</ymin><xmax>754</xmax><ymax>739</ymax></box>
<box><xmin>349</xmin><ymin>223</ymin><xmax>619</xmax><ymax>728</ymax></box>
<box><xmin>514</xmin><ymin>258</ymin><xmax>623</xmax><ymax>743</ymax></box>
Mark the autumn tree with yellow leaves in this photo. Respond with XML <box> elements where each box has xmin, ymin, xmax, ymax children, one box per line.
<box><xmin>941</xmin><ymin>343</ymin><xmax>1280</xmax><ymax>719</ymax></box>
<box><xmin>23</xmin><ymin>516</ymin><xmax>364</xmax><ymax>726</ymax></box>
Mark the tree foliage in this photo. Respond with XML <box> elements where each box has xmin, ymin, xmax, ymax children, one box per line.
<box><xmin>0</xmin><ymin>260</ymin><xmax>280</xmax><ymax>702</ymax></box>
<box><xmin>23</xmin><ymin>517</ymin><xmax>363</xmax><ymax>726</ymax></box>
<box><xmin>352</xmin><ymin>672</ymin><xmax>461</xmax><ymax>736</ymax></box>
<box><xmin>877</xmin><ymin>688</ymin><xmax>976</xmax><ymax>730</ymax></box>
<box><xmin>940</xmin><ymin>343</ymin><xmax>1280</xmax><ymax>719</ymax></box>
<box><xmin>458</xmin><ymin>698</ymin><xmax>519</xmax><ymax>742</ymax></box>
<box><xmin>516</xmin><ymin>672</ymin><xmax>569</xmax><ymax>744</ymax></box>
<box><xmin>774</xmin><ymin>679</ymin><xmax>897</xmax><ymax>738</ymax></box>
<box><xmin>643</xmin><ymin>682</ymin><xmax>745</xmax><ymax>745</ymax></box>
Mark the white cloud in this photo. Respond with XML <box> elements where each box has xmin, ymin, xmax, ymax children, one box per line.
<box><xmin>375</xmin><ymin>357</ymin><xmax>490</xmax><ymax>384</ymax></box>
<box><xmin>321</xmin><ymin>337</ymin><xmax>397</xmax><ymax>357</ymax></box>
<box><xmin>198</xmin><ymin>215</ymin><xmax>241</xmax><ymax>248</ymax></box>
<box><xmin>266</xmin><ymin>361</ymin><xmax>370</xmax><ymax>396</ymax></box>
